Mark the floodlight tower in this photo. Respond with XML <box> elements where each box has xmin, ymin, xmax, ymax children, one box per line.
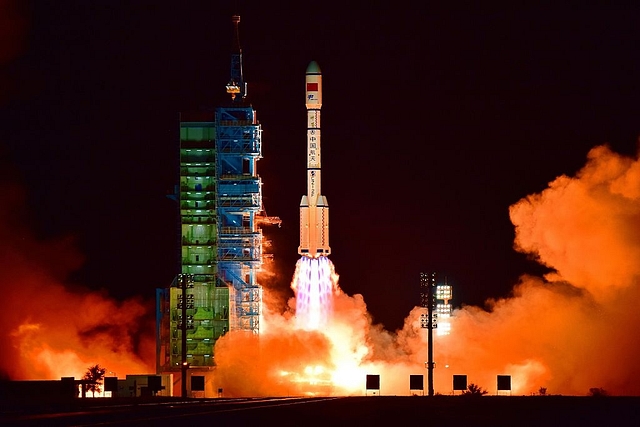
<box><xmin>420</xmin><ymin>272</ymin><xmax>454</xmax><ymax>396</ymax></box>
<box><xmin>420</xmin><ymin>272</ymin><xmax>436</xmax><ymax>397</ymax></box>
<box><xmin>435</xmin><ymin>278</ymin><xmax>453</xmax><ymax>336</ymax></box>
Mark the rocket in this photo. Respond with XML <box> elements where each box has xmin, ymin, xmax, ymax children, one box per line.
<box><xmin>298</xmin><ymin>61</ymin><xmax>330</xmax><ymax>258</ymax></box>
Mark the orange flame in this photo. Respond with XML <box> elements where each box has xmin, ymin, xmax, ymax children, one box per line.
<box><xmin>211</xmin><ymin>143</ymin><xmax>640</xmax><ymax>396</ymax></box>
<box><xmin>3</xmin><ymin>142</ymin><xmax>639</xmax><ymax>396</ymax></box>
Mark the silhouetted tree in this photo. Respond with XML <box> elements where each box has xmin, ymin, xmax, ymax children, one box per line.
<box><xmin>462</xmin><ymin>383</ymin><xmax>488</xmax><ymax>396</ymax></box>
<box><xmin>538</xmin><ymin>387</ymin><xmax>548</xmax><ymax>396</ymax></box>
<box><xmin>588</xmin><ymin>387</ymin><xmax>608</xmax><ymax>397</ymax></box>
<box><xmin>83</xmin><ymin>364</ymin><xmax>106</xmax><ymax>397</ymax></box>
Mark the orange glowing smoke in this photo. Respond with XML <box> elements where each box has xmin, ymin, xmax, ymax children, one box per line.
<box><xmin>214</xmin><ymin>254</ymin><xmax>431</xmax><ymax>396</ymax></box>
<box><xmin>0</xmin><ymin>15</ymin><xmax>152</xmax><ymax>383</ymax></box>
<box><xmin>212</xmin><ymin>143</ymin><xmax>640</xmax><ymax>397</ymax></box>
<box><xmin>0</xmin><ymin>181</ymin><xmax>154</xmax><ymax>380</ymax></box>
<box><xmin>440</xmin><ymin>144</ymin><xmax>640</xmax><ymax>395</ymax></box>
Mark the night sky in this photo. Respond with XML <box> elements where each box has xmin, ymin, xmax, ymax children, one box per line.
<box><xmin>1</xmin><ymin>2</ymin><xmax>638</xmax><ymax>331</ymax></box>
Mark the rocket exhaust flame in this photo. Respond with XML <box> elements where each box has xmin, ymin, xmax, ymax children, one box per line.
<box><xmin>4</xmin><ymin>143</ymin><xmax>637</xmax><ymax>396</ymax></box>
<box><xmin>212</xmin><ymin>143</ymin><xmax>640</xmax><ymax>397</ymax></box>
<box><xmin>2</xmin><ymin>55</ymin><xmax>638</xmax><ymax>396</ymax></box>
<box><xmin>210</xmin><ymin>58</ymin><xmax>640</xmax><ymax>397</ymax></box>
<box><xmin>291</xmin><ymin>256</ymin><xmax>336</xmax><ymax>330</ymax></box>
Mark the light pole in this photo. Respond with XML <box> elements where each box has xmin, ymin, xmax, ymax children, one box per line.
<box><xmin>179</xmin><ymin>274</ymin><xmax>193</xmax><ymax>398</ymax></box>
<box><xmin>420</xmin><ymin>272</ymin><xmax>436</xmax><ymax>397</ymax></box>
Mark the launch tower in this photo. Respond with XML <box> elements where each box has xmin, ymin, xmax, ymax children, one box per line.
<box><xmin>156</xmin><ymin>15</ymin><xmax>279</xmax><ymax>393</ymax></box>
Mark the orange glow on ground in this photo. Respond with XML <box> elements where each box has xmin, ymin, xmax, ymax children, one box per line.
<box><xmin>212</xmin><ymin>144</ymin><xmax>640</xmax><ymax>397</ymax></box>
<box><xmin>2</xmin><ymin>144</ymin><xmax>639</xmax><ymax>397</ymax></box>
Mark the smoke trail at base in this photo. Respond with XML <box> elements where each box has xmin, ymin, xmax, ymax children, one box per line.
<box><xmin>0</xmin><ymin>181</ymin><xmax>155</xmax><ymax>380</ymax></box>
<box><xmin>212</xmin><ymin>143</ymin><xmax>640</xmax><ymax>397</ymax></box>
<box><xmin>4</xmin><ymin>141</ymin><xmax>638</xmax><ymax>396</ymax></box>
<box><xmin>291</xmin><ymin>256</ymin><xmax>337</xmax><ymax>330</ymax></box>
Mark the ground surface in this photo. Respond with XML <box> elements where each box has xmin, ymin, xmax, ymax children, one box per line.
<box><xmin>1</xmin><ymin>395</ymin><xmax>639</xmax><ymax>426</ymax></box>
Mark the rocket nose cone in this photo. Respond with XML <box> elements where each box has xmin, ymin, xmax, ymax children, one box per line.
<box><xmin>306</xmin><ymin>61</ymin><xmax>321</xmax><ymax>74</ymax></box>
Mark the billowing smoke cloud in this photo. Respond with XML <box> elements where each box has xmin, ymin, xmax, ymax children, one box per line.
<box><xmin>213</xmin><ymin>143</ymin><xmax>640</xmax><ymax>397</ymax></box>
<box><xmin>437</xmin><ymin>143</ymin><xmax>640</xmax><ymax>395</ymax></box>
<box><xmin>0</xmin><ymin>1</ymin><xmax>156</xmax><ymax>375</ymax></box>
<box><xmin>511</xmin><ymin>144</ymin><xmax>640</xmax><ymax>298</ymax></box>
<box><xmin>212</xmin><ymin>260</ymin><xmax>430</xmax><ymax>397</ymax></box>
<box><xmin>0</xmin><ymin>179</ymin><xmax>155</xmax><ymax>380</ymax></box>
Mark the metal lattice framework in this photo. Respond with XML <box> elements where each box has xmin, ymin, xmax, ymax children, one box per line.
<box><xmin>216</xmin><ymin>105</ymin><xmax>263</xmax><ymax>335</ymax></box>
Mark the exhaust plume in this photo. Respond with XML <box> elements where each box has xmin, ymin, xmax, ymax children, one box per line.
<box><xmin>0</xmin><ymin>179</ymin><xmax>155</xmax><ymax>380</ymax></box>
<box><xmin>213</xmin><ymin>143</ymin><xmax>640</xmax><ymax>396</ymax></box>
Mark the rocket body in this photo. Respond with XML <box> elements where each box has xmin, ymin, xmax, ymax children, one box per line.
<box><xmin>299</xmin><ymin>61</ymin><xmax>330</xmax><ymax>258</ymax></box>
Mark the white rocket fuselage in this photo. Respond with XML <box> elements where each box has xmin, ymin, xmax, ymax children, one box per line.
<box><xmin>298</xmin><ymin>61</ymin><xmax>330</xmax><ymax>258</ymax></box>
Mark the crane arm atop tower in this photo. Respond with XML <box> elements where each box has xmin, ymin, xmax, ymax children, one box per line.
<box><xmin>226</xmin><ymin>15</ymin><xmax>247</xmax><ymax>101</ymax></box>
